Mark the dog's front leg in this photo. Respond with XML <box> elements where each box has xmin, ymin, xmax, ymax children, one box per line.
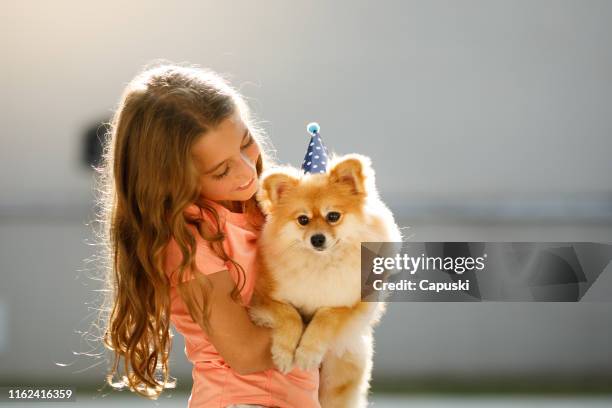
<box><xmin>248</xmin><ymin>295</ymin><xmax>304</xmax><ymax>374</ymax></box>
<box><xmin>294</xmin><ymin>302</ymin><xmax>381</xmax><ymax>371</ymax></box>
<box><xmin>292</xmin><ymin>303</ymin><xmax>358</xmax><ymax>371</ymax></box>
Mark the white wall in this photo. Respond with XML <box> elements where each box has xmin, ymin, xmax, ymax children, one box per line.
<box><xmin>2</xmin><ymin>0</ymin><xmax>612</xmax><ymax>207</ymax></box>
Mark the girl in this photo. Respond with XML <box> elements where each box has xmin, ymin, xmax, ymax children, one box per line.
<box><xmin>95</xmin><ymin>63</ymin><xmax>320</xmax><ymax>407</ymax></box>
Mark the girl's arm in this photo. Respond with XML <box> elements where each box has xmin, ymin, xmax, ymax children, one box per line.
<box><xmin>186</xmin><ymin>268</ymin><xmax>276</xmax><ymax>375</ymax></box>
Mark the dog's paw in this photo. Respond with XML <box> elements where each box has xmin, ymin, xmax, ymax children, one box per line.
<box><xmin>247</xmin><ymin>306</ymin><xmax>275</xmax><ymax>328</ymax></box>
<box><xmin>271</xmin><ymin>339</ymin><xmax>295</xmax><ymax>374</ymax></box>
<box><xmin>294</xmin><ymin>343</ymin><xmax>324</xmax><ymax>371</ymax></box>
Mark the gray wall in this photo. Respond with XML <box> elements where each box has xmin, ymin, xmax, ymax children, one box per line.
<box><xmin>1</xmin><ymin>0</ymin><xmax>611</xmax><ymax>387</ymax></box>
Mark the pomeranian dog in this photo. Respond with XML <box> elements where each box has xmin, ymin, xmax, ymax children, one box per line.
<box><xmin>248</xmin><ymin>153</ymin><xmax>403</xmax><ymax>408</ymax></box>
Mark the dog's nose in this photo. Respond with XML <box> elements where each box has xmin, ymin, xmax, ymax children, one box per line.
<box><xmin>310</xmin><ymin>233</ymin><xmax>326</xmax><ymax>248</ymax></box>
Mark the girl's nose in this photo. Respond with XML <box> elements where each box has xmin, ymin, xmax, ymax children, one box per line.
<box><xmin>236</xmin><ymin>151</ymin><xmax>256</xmax><ymax>180</ymax></box>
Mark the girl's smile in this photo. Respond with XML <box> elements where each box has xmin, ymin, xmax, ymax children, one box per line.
<box><xmin>235</xmin><ymin>176</ymin><xmax>255</xmax><ymax>191</ymax></box>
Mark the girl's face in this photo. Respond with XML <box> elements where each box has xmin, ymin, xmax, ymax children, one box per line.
<box><xmin>191</xmin><ymin>112</ymin><xmax>261</xmax><ymax>204</ymax></box>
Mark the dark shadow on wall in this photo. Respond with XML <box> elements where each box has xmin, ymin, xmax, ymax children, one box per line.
<box><xmin>81</xmin><ymin>118</ymin><xmax>110</xmax><ymax>171</ymax></box>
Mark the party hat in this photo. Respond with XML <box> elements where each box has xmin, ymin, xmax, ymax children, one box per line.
<box><xmin>301</xmin><ymin>122</ymin><xmax>329</xmax><ymax>174</ymax></box>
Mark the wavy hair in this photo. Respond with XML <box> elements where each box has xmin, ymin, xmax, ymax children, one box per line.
<box><xmin>93</xmin><ymin>62</ymin><xmax>275</xmax><ymax>399</ymax></box>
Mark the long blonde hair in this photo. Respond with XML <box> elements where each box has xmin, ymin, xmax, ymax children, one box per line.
<box><xmin>93</xmin><ymin>62</ymin><xmax>274</xmax><ymax>399</ymax></box>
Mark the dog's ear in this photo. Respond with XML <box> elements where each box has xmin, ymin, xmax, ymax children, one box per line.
<box><xmin>329</xmin><ymin>153</ymin><xmax>374</xmax><ymax>196</ymax></box>
<box><xmin>257</xmin><ymin>168</ymin><xmax>300</xmax><ymax>214</ymax></box>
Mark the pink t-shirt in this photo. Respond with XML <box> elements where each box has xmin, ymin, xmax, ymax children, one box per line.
<box><xmin>163</xmin><ymin>198</ymin><xmax>320</xmax><ymax>408</ymax></box>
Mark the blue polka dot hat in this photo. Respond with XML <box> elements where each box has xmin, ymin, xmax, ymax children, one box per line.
<box><xmin>301</xmin><ymin>122</ymin><xmax>330</xmax><ymax>174</ymax></box>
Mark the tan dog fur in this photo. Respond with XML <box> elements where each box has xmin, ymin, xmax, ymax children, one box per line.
<box><xmin>248</xmin><ymin>153</ymin><xmax>402</xmax><ymax>407</ymax></box>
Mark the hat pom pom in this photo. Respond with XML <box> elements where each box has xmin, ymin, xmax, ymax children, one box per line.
<box><xmin>306</xmin><ymin>122</ymin><xmax>320</xmax><ymax>136</ymax></box>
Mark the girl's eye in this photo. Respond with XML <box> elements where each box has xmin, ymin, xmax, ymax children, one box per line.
<box><xmin>213</xmin><ymin>166</ymin><xmax>230</xmax><ymax>180</ymax></box>
<box><xmin>326</xmin><ymin>211</ymin><xmax>341</xmax><ymax>223</ymax></box>
<box><xmin>297</xmin><ymin>215</ymin><xmax>309</xmax><ymax>225</ymax></box>
<box><xmin>241</xmin><ymin>134</ymin><xmax>254</xmax><ymax>149</ymax></box>
<box><xmin>211</xmin><ymin>134</ymin><xmax>254</xmax><ymax>180</ymax></box>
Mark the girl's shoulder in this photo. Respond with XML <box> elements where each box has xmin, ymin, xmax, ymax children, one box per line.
<box><xmin>163</xmin><ymin>201</ymin><xmax>230</xmax><ymax>285</ymax></box>
<box><xmin>163</xmin><ymin>224</ymin><xmax>229</xmax><ymax>286</ymax></box>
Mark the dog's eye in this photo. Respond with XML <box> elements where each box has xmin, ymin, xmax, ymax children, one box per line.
<box><xmin>297</xmin><ymin>215</ymin><xmax>309</xmax><ymax>225</ymax></box>
<box><xmin>326</xmin><ymin>212</ymin><xmax>341</xmax><ymax>223</ymax></box>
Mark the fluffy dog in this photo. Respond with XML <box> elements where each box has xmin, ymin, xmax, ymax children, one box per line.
<box><xmin>248</xmin><ymin>153</ymin><xmax>402</xmax><ymax>407</ymax></box>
